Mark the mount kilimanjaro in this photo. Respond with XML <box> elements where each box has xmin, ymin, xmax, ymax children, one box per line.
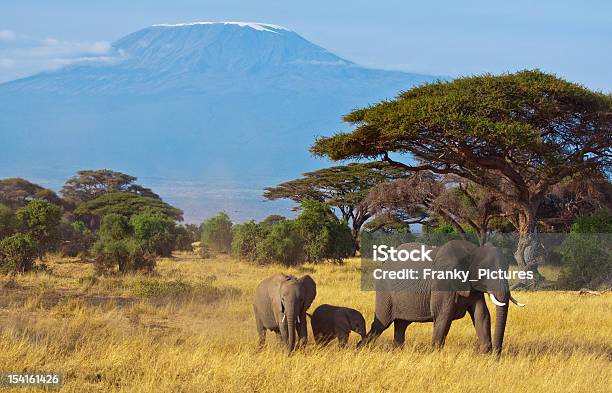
<box><xmin>0</xmin><ymin>22</ymin><xmax>439</xmax><ymax>221</ymax></box>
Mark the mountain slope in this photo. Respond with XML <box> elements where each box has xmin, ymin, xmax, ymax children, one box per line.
<box><xmin>0</xmin><ymin>22</ymin><xmax>440</xmax><ymax>221</ymax></box>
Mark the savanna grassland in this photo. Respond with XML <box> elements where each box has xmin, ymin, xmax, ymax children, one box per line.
<box><xmin>1</xmin><ymin>254</ymin><xmax>610</xmax><ymax>393</ymax></box>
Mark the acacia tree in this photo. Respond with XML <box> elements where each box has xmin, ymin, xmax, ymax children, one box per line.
<box><xmin>264</xmin><ymin>162</ymin><xmax>406</xmax><ymax>254</ymax></box>
<box><xmin>0</xmin><ymin>178</ymin><xmax>62</xmax><ymax>209</ymax></box>
<box><xmin>367</xmin><ymin>172</ymin><xmax>504</xmax><ymax>244</ymax></box>
<box><xmin>74</xmin><ymin>192</ymin><xmax>183</xmax><ymax>229</ymax></box>
<box><xmin>536</xmin><ymin>171</ymin><xmax>611</xmax><ymax>231</ymax></box>
<box><xmin>366</xmin><ymin>171</ymin><xmax>441</xmax><ymax>229</ymax></box>
<box><xmin>61</xmin><ymin>169</ymin><xmax>159</xmax><ymax>206</ymax></box>
<box><xmin>312</xmin><ymin>70</ymin><xmax>611</xmax><ymax>282</ymax></box>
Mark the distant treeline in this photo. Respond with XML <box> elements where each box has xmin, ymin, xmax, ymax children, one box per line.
<box><xmin>1</xmin><ymin>70</ymin><xmax>611</xmax><ymax>291</ymax></box>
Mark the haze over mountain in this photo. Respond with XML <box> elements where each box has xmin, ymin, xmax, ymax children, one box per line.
<box><xmin>0</xmin><ymin>22</ymin><xmax>440</xmax><ymax>222</ymax></box>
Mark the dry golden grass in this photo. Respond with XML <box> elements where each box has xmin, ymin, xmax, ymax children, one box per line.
<box><xmin>0</xmin><ymin>254</ymin><xmax>610</xmax><ymax>392</ymax></box>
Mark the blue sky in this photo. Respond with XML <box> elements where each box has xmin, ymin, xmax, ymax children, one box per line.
<box><xmin>0</xmin><ymin>0</ymin><xmax>610</xmax><ymax>90</ymax></box>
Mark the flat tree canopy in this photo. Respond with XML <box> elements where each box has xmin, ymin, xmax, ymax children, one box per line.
<box><xmin>311</xmin><ymin>70</ymin><xmax>611</xmax><ymax>273</ymax></box>
<box><xmin>61</xmin><ymin>169</ymin><xmax>159</xmax><ymax>205</ymax></box>
<box><xmin>74</xmin><ymin>192</ymin><xmax>183</xmax><ymax>225</ymax></box>
<box><xmin>264</xmin><ymin>162</ymin><xmax>406</xmax><ymax>252</ymax></box>
<box><xmin>0</xmin><ymin>178</ymin><xmax>62</xmax><ymax>209</ymax></box>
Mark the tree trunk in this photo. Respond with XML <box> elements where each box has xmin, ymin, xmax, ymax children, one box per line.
<box><xmin>351</xmin><ymin>227</ymin><xmax>360</xmax><ymax>257</ymax></box>
<box><xmin>478</xmin><ymin>230</ymin><xmax>487</xmax><ymax>246</ymax></box>
<box><xmin>512</xmin><ymin>206</ymin><xmax>542</xmax><ymax>288</ymax></box>
<box><xmin>350</xmin><ymin>212</ymin><xmax>368</xmax><ymax>257</ymax></box>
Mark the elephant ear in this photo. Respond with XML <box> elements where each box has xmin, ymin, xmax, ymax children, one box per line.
<box><xmin>298</xmin><ymin>275</ymin><xmax>317</xmax><ymax>310</ymax></box>
<box><xmin>469</xmin><ymin>244</ymin><xmax>508</xmax><ymax>294</ymax></box>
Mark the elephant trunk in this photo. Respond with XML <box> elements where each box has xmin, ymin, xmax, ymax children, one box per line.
<box><xmin>492</xmin><ymin>291</ymin><xmax>509</xmax><ymax>354</ymax></box>
<box><xmin>286</xmin><ymin>305</ymin><xmax>296</xmax><ymax>353</ymax></box>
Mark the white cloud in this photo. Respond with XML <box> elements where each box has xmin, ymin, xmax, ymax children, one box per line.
<box><xmin>0</xmin><ymin>31</ymin><xmax>118</xmax><ymax>83</ymax></box>
<box><xmin>0</xmin><ymin>30</ymin><xmax>17</xmax><ymax>41</ymax></box>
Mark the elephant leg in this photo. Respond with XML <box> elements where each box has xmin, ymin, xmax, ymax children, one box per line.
<box><xmin>393</xmin><ymin>319</ymin><xmax>411</xmax><ymax>348</ymax></box>
<box><xmin>468</xmin><ymin>295</ymin><xmax>492</xmax><ymax>353</ymax></box>
<box><xmin>359</xmin><ymin>316</ymin><xmax>391</xmax><ymax>347</ymax></box>
<box><xmin>337</xmin><ymin>331</ymin><xmax>349</xmax><ymax>348</ymax></box>
<box><xmin>279</xmin><ymin>319</ymin><xmax>288</xmax><ymax>345</ymax></box>
<box><xmin>431</xmin><ymin>313</ymin><xmax>453</xmax><ymax>350</ymax></box>
<box><xmin>317</xmin><ymin>334</ymin><xmax>333</xmax><ymax>346</ymax></box>
<box><xmin>255</xmin><ymin>316</ymin><xmax>266</xmax><ymax>348</ymax></box>
<box><xmin>296</xmin><ymin>317</ymin><xmax>308</xmax><ymax>348</ymax></box>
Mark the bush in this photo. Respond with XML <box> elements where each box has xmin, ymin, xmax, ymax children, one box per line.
<box><xmin>91</xmin><ymin>214</ymin><xmax>155</xmax><ymax>274</ymax></box>
<box><xmin>92</xmin><ymin>237</ymin><xmax>155</xmax><ymax>274</ymax></box>
<box><xmin>232</xmin><ymin>220</ymin><xmax>267</xmax><ymax>260</ymax></box>
<box><xmin>261</xmin><ymin>214</ymin><xmax>285</xmax><ymax>226</ymax></box>
<box><xmin>294</xmin><ymin>200</ymin><xmax>353</xmax><ymax>263</ymax></box>
<box><xmin>427</xmin><ymin>223</ymin><xmax>464</xmax><ymax>246</ymax></box>
<box><xmin>98</xmin><ymin>213</ymin><xmax>131</xmax><ymax>242</ymax></box>
<box><xmin>0</xmin><ymin>233</ymin><xmax>38</xmax><ymax>274</ymax></box>
<box><xmin>256</xmin><ymin>220</ymin><xmax>303</xmax><ymax>266</ymax></box>
<box><xmin>201</xmin><ymin>212</ymin><xmax>233</xmax><ymax>253</ymax></box>
<box><xmin>558</xmin><ymin>210</ymin><xmax>612</xmax><ymax>289</ymax></box>
<box><xmin>174</xmin><ymin>224</ymin><xmax>201</xmax><ymax>251</ymax></box>
<box><xmin>131</xmin><ymin>212</ymin><xmax>176</xmax><ymax>257</ymax></box>
<box><xmin>15</xmin><ymin>199</ymin><xmax>61</xmax><ymax>257</ymax></box>
<box><xmin>0</xmin><ymin>203</ymin><xmax>16</xmax><ymax>239</ymax></box>
<box><xmin>58</xmin><ymin>220</ymin><xmax>96</xmax><ymax>257</ymax></box>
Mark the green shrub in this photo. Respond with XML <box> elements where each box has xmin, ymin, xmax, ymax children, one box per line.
<box><xmin>58</xmin><ymin>220</ymin><xmax>96</xmax><ymax>257</ymax></box>
<box><xmin>231</xmin><ymin>220</ymin><xmax>267</xmax><ymax>260</ymax></box>
<box><xmin>201</xmin><ymin>212</ymin><xmax>233</xmax><ymax>253</ymax></box>
<box><xmin>0</xmin><ymin>233</ymin><xmax>38</xmax><ymax>274</ymax></box>
<box><xmin>427</xmin><ymin>223</ymin><xmax>464</xmax><ymax>246</ymax></box>
<box><xmin>131</xmin><ymin>212</ymin><xmax>176</xmax><ymax>257</ymax></box>
<box><xmin>256</xmin><ymin>220</ymin><xmax>303</xmax><ymax>266</ymax></box>
<box><xmin>294</xmin><ymin>200</ymin><xmax>353</xmax><ymax>263</ymax></box>
<box><xmin>15</xmin><ymin>199</ymin><xmax>61</xmax><ymax>257</ymax></box>
<box><xmin>558</xmin><ymin>210</ymin><xmax>612</xmax><ymax>289</ymax></box>
<box><xmin>92</xmin><ymin>237</ymin><xmax>155</xmax><ymax>274</ymax></box>
<box><xmin>98</xmin><ymin>213</ymin><xmax>131</xmax><ymax>241</ymax></box>
<box><xmin>92</xmin><ymin>214</ymin><xmax>155</xmax><ymax>274</ymax></box>
<box><xmin>261</xmin><ymin>214</ymin><xmax>285</xmax><ymax>226</ymax></box>
<box><xmin>174</xmin><ymin>224</ymin><xmax>201</xmax><ymax>251</ymax></box>
<box><xmin>0</xmin><ymin>203</ymin><xmax>16</xmax><ymax>239</ymax></box>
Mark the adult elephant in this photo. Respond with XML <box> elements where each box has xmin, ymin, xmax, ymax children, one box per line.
<box><xmin>361</xmin><ymin>240</ymin><xmax>524</xmax><ymax>353</ymax></box>
<box><xmin>253</xmin><ymin>273</ymin><xmax>316</xmax><ymax>352</ymax></box>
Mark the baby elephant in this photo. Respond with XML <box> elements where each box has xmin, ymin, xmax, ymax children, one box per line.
<box><xmin>310</xmin><ymin>304</ymin><xmax>366</xmax><ymax>347</ymax></box>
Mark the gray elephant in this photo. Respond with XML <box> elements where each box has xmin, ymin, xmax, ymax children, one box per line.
<box><xmin>309</xmin><ymin>304</ymin><xmax>366</xmax><ymax>347</ymax></box>
<box><xmin>361</xmin><ymin>240</ymin><xmax>524</xmax><ymax>353</ymax></box>
<box><xmin>253</xmin><ymin>273</ymin><xmax>316</xmax><ymax>352</ymax></box>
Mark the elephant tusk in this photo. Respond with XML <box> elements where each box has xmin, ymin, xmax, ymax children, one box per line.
<box><xmin>510</xmin><ymin>295</ymin><xmax>526</xmax><ymax>307</ymax></box>
<box><xmin>297</xmin><ymin>315</ymin><xmax>300</xmax><ymax>324</ymax></box>
<box><xmin>489</xmin><ymin>293</ymin><xmax>507</xmax><ymax>307</ymax></box>
<box><xmin>281</xmin><ymin>314</ymin><xmax>286</xmax><ymax>323</ymax></box>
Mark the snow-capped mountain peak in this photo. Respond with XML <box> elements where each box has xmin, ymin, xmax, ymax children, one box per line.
<box><xmin>0</xmin><ymin>23</ymin><xmax>439</xmax><ymax>221</ymax></box>
<box><xmin>151</xmin><ymin>21</ymin><xmax>290</xmax><ymax>33</ymax></box>
<box><xmin>110</xmin><ymin>21</ymin><xmax>348</xmax><ymax>74</ymax></box>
